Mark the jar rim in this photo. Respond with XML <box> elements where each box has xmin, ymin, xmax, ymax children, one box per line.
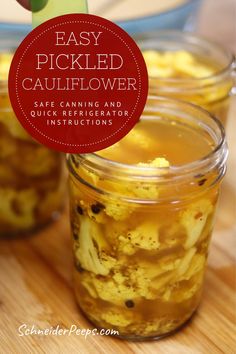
<box><xmin>69</xmin><ymin>96</ymin><xmax>228</xmax><ymax>185</ymax></box>
<box><xmin>135</xmin><ymin>30</ymin><xmax>235</xmax><ymax>88</ymax></box>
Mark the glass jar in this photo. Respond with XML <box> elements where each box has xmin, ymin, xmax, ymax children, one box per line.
<box><xmin>136</xmin><ymin>31</ymin><xmax>236</xmax><ymax>126</ymax></box>
<box><xmin>67</xmin><ymin>96</ymin><xmax>228</xmax><ymax>340</ymax></box>
<box><xmin>0</xmin><ymin>40</ymin><xmax>66</xmax><ymax>237</ymax></box>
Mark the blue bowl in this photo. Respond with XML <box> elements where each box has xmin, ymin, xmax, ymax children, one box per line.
<box><xmin>0</xmin><ymin>22</ymin><xmax>31</xmax><ymax>51</ymax></box>
<box><xmin>116</xmin><ymin>0</ymin><xmax>202</xmax><ymax>34</ymax></box>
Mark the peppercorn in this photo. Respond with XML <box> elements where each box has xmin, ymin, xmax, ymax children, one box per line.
<box><xmin>125</xmin><ymin>300</ymin><xmax>135</xmax><ymax>308</ymax></box>
<box><xmin>76</xmin><ymin>205</ymin><xmax>83</xmax><ymax>215</ymax></box>
<box><xmin>91</xmin><ymin>202</ymin><xmax>105</xmax><ymax>214</ymax></box>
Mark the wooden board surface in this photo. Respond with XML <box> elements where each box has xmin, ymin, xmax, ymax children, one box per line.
<box><xmin>0</xmin><ymin>0</ymin><xmax>236</xmax><ymax>353</ymax></box>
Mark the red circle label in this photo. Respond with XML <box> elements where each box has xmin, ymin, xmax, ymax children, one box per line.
<box><xmin>8</xmin><ymin>14</ymin><xmax>148</xmax><ymax>153</ymax></box>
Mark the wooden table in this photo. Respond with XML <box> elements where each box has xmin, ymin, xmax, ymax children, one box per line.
<box><xmin>0</xmin><ymin>1</ymin><xmax>235</xmax><ymax>353</ymax></box>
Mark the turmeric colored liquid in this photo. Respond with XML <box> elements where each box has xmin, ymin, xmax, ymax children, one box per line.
<box><xmin>69</xmin><ymin>116</ymin><xmax>219</xmax><ymax>338</ymax></box>
<box><xmin>98</xmin><ymin>118</ymin><xmax>214</xmax><ymax>165</ymax></box>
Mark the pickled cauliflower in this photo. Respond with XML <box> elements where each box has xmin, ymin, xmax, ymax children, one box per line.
<box><xmin>92</xmin><ymin>276</ymin><xmax>138</xmax><ymax>303</ymax></box>
<box><xmin>125</xmin><ymin>128</ymin><xmax>154</xmax><ymax>149</ymax></box>
<box><xmin>131</xmin><ymin>157</ymin><xmax>169</xmax><ymax>199</ymax></box>
<box><xmin>104</xmin><ymin>201</ymin><xmax>133</xmax><ymax>221</ymax></box>
<box><xmin>89</xmin><ymin>263</ymin><xmax>158</xmax><ymax>303</ymax></box>
<box><xmin>181</xmin><ymin>199</ymin><xmax>213</xmax><ymax>249</ymax></box>
<box><xmin>74</xmin><ymin>216</ymin><xmax>116</xmax><ymax>275</ymax></box>
<box><xmin>70</xmin><ymin>122</ymin><xmax>217</xmax><ymax>338</ymax></box>
<box><xmin>142</xmin><ymin>50</ymin><xmax>174</xmax><ymax>78</ymax></box>
<box><xmin>0</xmin><ymin>111</ymin><xmax>31</xmax><ymax>141</ymax></box>
<box><xmin>20</xmin><ymin>147</ymin><xmax>58</xmax><ymax>176</ymax></box>
<box><xmin>101</xmin><ymin>311</ymin><xmax>132</xmax><ymax>327</ymax></box>
<box><xmin>137</xmin><ymin>157</ymin><xmax>170</xmax><ymax>168</ymax></box>
<box><xmin>118</xmin><ymin>221</ymin><xmax>160</xmax><ymax>255</ymax></box>
<box><xmin>0</xmin><ymin>188</ymin><xmax>38</xmax><ymax>229</ymax></box>
<box><xmin>180</xmin><ymin>253</ymin><xmax>206</xmax><ymax>281</ymax></box>
<box><xmin>0</xmin><ymin>136</ymin><xmax>16</xmax><ymax>158</ymax></box>
<box><xmin>143</xmin><ymin>50</ymin><xmax>214</xmax><ymax>79</ymax></box>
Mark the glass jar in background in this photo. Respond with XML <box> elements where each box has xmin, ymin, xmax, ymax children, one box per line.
<box><xmin>0</xmin><ymin>51</ymin><xmax>66</xmax><ymax>236</ymax></box>
<box><xmin>67</xmin><ymin>97</ymin><xmax>228</xmax><ymax>340</ymax></box>
<box><xmin>136</xmin><ymin>31</ymin><xmax>236</xmax><ymax>126</ymax></box>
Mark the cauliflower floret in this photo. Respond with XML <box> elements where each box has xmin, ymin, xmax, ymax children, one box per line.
<box><xmin>86</xmin><ymin>253</ymin><xmax>189</xmax><ymax>304</ymax></box>
<box><xmin>129</xmin><ymin>262</ymin><xmax>177</xmax><ymax>299</ymax></box>
<box><xmin>0</xmin><ymin>188</ymin><xmax>38</xmax><ymax>229</ymax></box>
<box><xmin>22</xmin><ymin>147</ymin><xmax>58</xmax><ymax>176</ymax></box>
<box><xmin>148</xmin><ymin>66</ymin><xmax>174</xmax><ymax>78</ymax></box>
<box><xmin>101</xmin><ymin>311</ymin><xmax>132</xmax><ymax>327</ymax></box>
<box><xmin>104</xmin><ymin>201</ymin><xmax>133</xmax><ymax>221</ymax></box>
<box><xmin>118</xmin><ymin>221</ymin><xmax>160</xmax><ymax>255</ymax></box>
<box><xmin>142</xmin><ymin>50</ymin><xmax>163</xmax><ymax>66</ymax></box>
<box><xmin>178</xmin><ymin>63</ymin><xmax>214</xmax><ymax>78</ymax></box>
<box><xmin>0</xmin><ymin>136</ymin><xmax>17</xmax><ymax>158</ymax></box>
<box><xmin>180</xmin><ymin>254</ymin><xmax>206</xmax><ymax>281</ymax></box>
<box><xmin>128</xmin><ymin>267</ymin><xmax>157</xmax><ymax>299</ymax></box>
<box><xmin>93</xmin><ymin>264</ymin><xmax>156</xmax><ymax>302</ymax></box>
<box><xmin>128</xmin><ymin>157</ymin><xmax>170</xmax><ymax>199</ymax></box>
<box><xmin>137</xmin><ymin>157</ymin><xmax>170</xmax><ymax>168</ymax></box>
<box><xmin>163</xmin><ymin>271</ymin><xmax>204</xmax><ymax>303</ymax></box>
<box><xmin>173</xmin><ymin>50</ymin><xmax>194</xmax><ymax>68</ymax></box>
<box><xmin>159</xmin><ymin>222</ymin><xmax>187</xmax><ymax>248</ymax></box>
<box><xmin>132</xmin><ymin>183</ymin><xmax>160</xmax><ymax>199</ymax></box>
<box><xmin>81</xmin><ymin>277</ymin><xmax>98</xmax><ymax>298</ymax></box>
<box><xmin>143</xmin><ymin>50</ymin><xmax>174</xmax><ymax>78</ymax></box>
<box><xmin>103</xmin><ymin>219</ymin><xmax>130</xmax><ymax>247</ymax></box>
<box><xmin>173</xmin><ymin>51</ymin><xmax>214</xmax><ymax>78</ymax></box>
<box><xmin>143</xmin><ymin>49</ymin><xmax>215</xmax><ymax>80</ymax></box>
<box><xmin>203</xmin><ymin>82</ymin><xmax>232</xmax><ymax>104</ymax></box>
<box><xmin>150</xmin><ymin>248</ymin><xmax>197</xmax><ymax>298</ymax></box>
<box><xmin>181</xmin><ymin>199</ymin><xmax>213</xmax><ymax>249</ymax></box>
<box><xmin>149</xmin><ymin>251</ymin><xmax>197</xmax><ymax>293</ymax></box>
<box><xmin>75</xmin><ymin>216</ymin><xmax>115</xmax><ymax>275</ymax></box>
<box><xmin>93</xmin><ymin>277</ymin><xmax>138</xmax><ymax>302</ymax></box>
<box><xmin>151</xmin><ymin>272</ymin><xmax>177</xmax><ymax>292</ymax></box>
<box><xmin>162</xmin><ymin>251</ymin><xmax>206</xmax><ymax>302</ymax></box>
<box><xmin>117</xmin><ymin>235</ymin><xmax>135</xmax><ymax>255</ymax></box>
<box><xmin>125</xmin><ymin>128</ymin><xmax>153</xmax><ymax>149</ymax></box>
<box><xmin>112</xmin><ymin>268</ymin><xmax>151</xmax><ymax>296</ymax></box>
<box><xmin>176</xmin><ymin>247</ymin><xmax>197</xmax><ymax>276</ymax></box>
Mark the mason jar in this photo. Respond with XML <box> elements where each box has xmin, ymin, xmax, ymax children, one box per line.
<box><xmin>0</xmin><ymin>35</ymin><xmax>66</xmax><ymax>237</ymax></box>
<box><xmin>136</xmin><ymin>31</ymin><xmax>236</xmax><ymax>126</ymax></box>
<box><xmin>67</xmin><ymin>96</ymin><xmax>228</xmax><ymax>340</ymax></box>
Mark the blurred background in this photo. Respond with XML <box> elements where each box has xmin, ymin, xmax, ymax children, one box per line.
<box><xmin>0</xmin><ymin>0</ymin><xmax>235</xmax><ymax>50</ymax></box>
